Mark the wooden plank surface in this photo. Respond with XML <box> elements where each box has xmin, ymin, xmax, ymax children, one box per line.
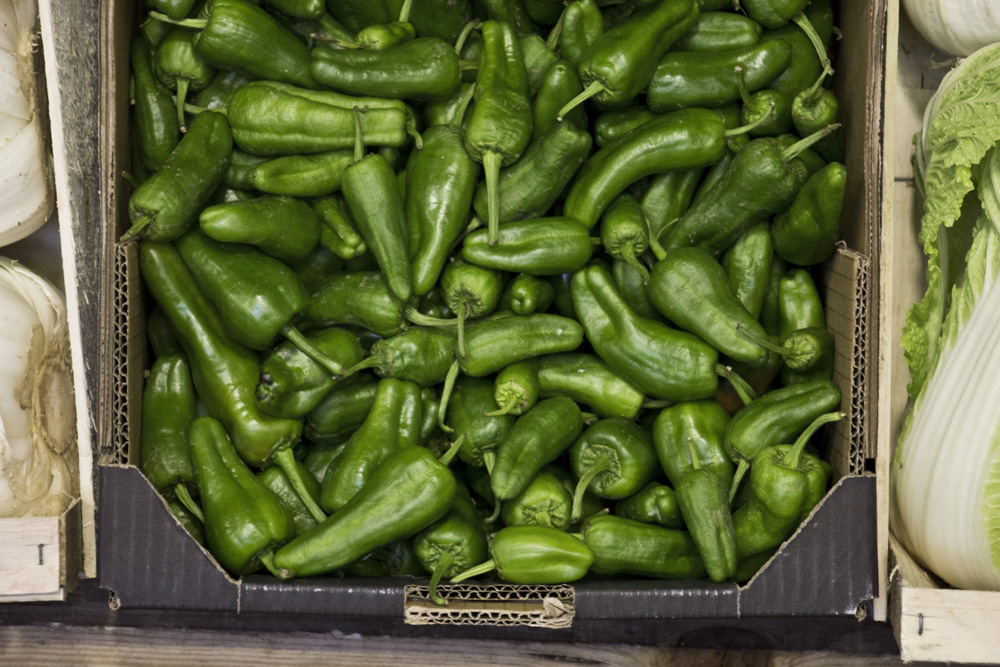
<box><xmin>0</xmin><ymin>625</ymin><xmax>932</xmax><ymax>667</ymax></box>
<box><xmin>0</xmin><ymin>515</ymin><xmax>63</xmax><ymax>600</ymax></box>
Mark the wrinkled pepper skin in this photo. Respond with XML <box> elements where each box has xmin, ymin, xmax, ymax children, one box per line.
<box><xmin>359</xmin><ymin>327</ymin><xmax>458</xmax><ymax>387</ymax></box>
<box><xmin>199</xmin><ymin>195</ymin><xmax>320</xmax><ymax>265</ymax></box>
<box><xmin>615</xmin><ymin>481</ymin><xmax>684</xmax><ymax>529</ymax></box>
<box><xmin>723</xmin><ymin>223</ymin><xmax>773</xmax><ymax>320</ymax></box>
<box><xmin>771</xmin><ymin>162</ymin><xmax>845</xmax><ymax>266</ymax></box>
<box><xmin>537</xmin><ymin>353</ymin><xmax>644</xmax><ymax>419</ymax></box>
<box><xmin>648</xmin><ymin>247</ymin><xmax>772</xmax><ymax>367</ymax></box>
<box><xmin>190</xmin><ymin>416</ymin><xmax>294</xmax><ymax>575</ymax></box>
<box><xmin>501</xmin><ymin>470</ymin><xmax>573</xmax><ymax>529</ymax></box>
<box><xmin>448</xmin><ymin>376</ymin><xmax>516</xmax><ymax>469</ymax></box>
<box><xmin>581</xmin><ymin>513</ymin><xmax>706</xmax><ymax>579</ymax></box>
<box><xmin>563</xmin><ymin>108</ymin><xmax>727</xmax><ymax>229</ymax></box>
<box><xmin>321</xmin><ymin>378</ymin><xmax>423</xmax><ymax>511</ymax></box>
<box><xmin>462</xmin><ymin>218</ymin><xmax>594</xmax><ymax>275</ymax></box>
<box><xmin>558</xmin><ymin>0</ymin><xmax>603</xmax><ymax>67</ymax></box>
<box><xmin>532</xmin><ymin>60</ymin><xmax>585</xmax><ymax>140</ymax></box>
<box><xmin>139</xmin><ymin>242</ymin><xmax>302</xmax><ymax>468</ymax></box>
<box><xmin>249</xmin><ymin>151</ymin><xmax>354</xmax><ymax>198</ymax></box>
<box><xmin>675</xmin><ymin>462</ymin><xmax>737</xmax><ymax>583</ymax></box>
<box><xmin>306</xmin><ymin>272</ymin><xmax>408</xmax><ymax>337</ymax></box>
<box><xmin>131</xmin><ymin>35</ymin><xmax>180</xmax><ymax>172</ymax></box>
<box><xmin>492</xmin><ymin>359</ymin><xmax>541</xmax><ymax>417</ymax></box>
<box><xmin>674</xmin><ymin>12</ymin><xmax>763</xmax><ymax>51</ymax></box>
<box><xmin>465</xmin><ymin>525</ymin><xmax>593</xmax><ymax>584</ymax></box>
<box><xmin>653</xmin><ymin>400</ymin><xmax>734</xmax><ymax>490</ymax></box>
<box><xmin>491</xmin><ymin>396</ymin><xmax>583</xmax><ymax>501</ymax></box>
<box><xmin>139</xmin><ymin>354</ymin><xmax>199</xmax><ymax>503</ymax></box>
<box><xmin>778</xmin><ymin>268</ymin><xmax>833</xmax><ymax>385</ymax></box>
<box><xmin>275</xmin><ymin>445</ymin><xmax>457</xmax><ymax>577</ymax></box>
<box><xmin>304</xmin><ymin>373</ymin><xmax>380</xmax><ymax>445</ymax></box>
<box><xmin>123</xmin><ymin>110</ymin><xmax>232</xmax><ymax>243</ymax></box>
<box><xmin>571</xmin><ymin>264</ymin><xmax>719</xmax><ymax>401</ymax></box>
<box><xmin>569</xmin><ymin>418</ymin><xmax>657</xmax><ymax>502</ymax></box>
<box><xmin>460</xmin><ymin>314</ymin><xmax>584</xmax><ymax>377</ymax></box>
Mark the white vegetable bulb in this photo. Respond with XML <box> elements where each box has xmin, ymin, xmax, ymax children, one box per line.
<box><xmin>0</xmin><ymin>257</ymin><xmax>76</xmax><ymax>517</ymax></box>
<box><xmin>903</xmin><ymin>0</ymin><xmax>1000</xmax><ymax>57</ymax></box>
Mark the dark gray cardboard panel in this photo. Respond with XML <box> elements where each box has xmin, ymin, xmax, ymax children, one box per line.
<box><xmin>241</xmin><ymin>577</ymin><xmax>405</xmax><ymax>616</ymax></box>
<box><xmin>738</xmin><ymin>476</ymin><xmax>877</xmax><ymax>617</ymax></box>
<box><xmin>576</xmin><ymin>580</ymin><xmax>738</xmax><ymax>619</ymax></box>
<box><xmin>98</xmin><ymin>465</ymin><xmax>239</xmax><ymax>611</ymax></box>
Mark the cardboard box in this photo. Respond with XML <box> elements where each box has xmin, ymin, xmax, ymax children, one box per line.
<box><xmin>0</xmin><ymin>0</ymin><xmax>102</xmax><ymax>601</ymax></box>
<box><xmin>98</xmin><ymin>0</ymin><xmax>888</xmax><ymax>625</ymax></box>
<box><xmin>881</xmin><ymin>8</ymin><xmax>1000</xmax><ymax>664</ymax></box>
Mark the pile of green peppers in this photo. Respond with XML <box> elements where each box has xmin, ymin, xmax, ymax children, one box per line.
<box><xmin>131</xmin><ymin>0</ymin><xmax>849</xmax><ymax>597</ymax></box>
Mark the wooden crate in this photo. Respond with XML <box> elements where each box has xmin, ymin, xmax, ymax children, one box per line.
<box><xmin>881</xmin><ymin>3</ymin><xmax>1000</xmax><ymax>662</ymax></box>
<box><xmin>0</xmin><ymin>501</ymin><xmax>82</xmax><ymax>602</ymax></box>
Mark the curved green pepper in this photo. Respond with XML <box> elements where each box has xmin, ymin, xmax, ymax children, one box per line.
<box><xmin>131</xmin><ymin>35</ymin><xmax>180</xmax><ymax>172</ymax></box>
<box><xmin>499</xmin><ymin>274</ymin><xmax>555</xmax><ymax>316</ymax></box>
<box><xmin>501</xmin><ymin>470</ymin><xmax>573</xmax><ymax>530</ymax></box>
<box><xmin>777</xmin><ymin>267</ymin><xmax>833</xmax><ymax>385</ymax></box>
<box><xmin>306</xmin><ymin>271</ymin><xmax>409</xmax><ymax>337</ymax></box>
<box><xmin>450</xmin><ymin>525</ymin><xmax>593</xmax><ymax>584</ymax></box>
<box><xmin>313</xmin><ymin>195</ymin><xmax>366</xmax><ymax>259</ymax></box>
<box><xmin>345</xmin><ymin>327</ymin><xmax>457</xmax><ymax>387</ymax></box>
<box><xmin>460</xmin><ymin>313</ymin><xmax>584</xmax><ymax>377</ymax></box>
<box><xmin>653</xmin><ymin>400</ymin><xmax>734</xmax><ymax>491</ymax></box>
<box><xmin>555</xmin><ymin>0</ymin><xmax>603</xmax><ymax>67</ymax></box>
<box><xmin>771</xmin><ymin>162</ymin><xmax>845</xmax><ymax>266</ymax></box>
<box><xmin>611</xmin><ymin>259</ymin><xmax>663</xmax><ymax>323</ymax></box>
<box><xmin>674</xmin><ymin>12</ymin><xmax>763</xmax><ymax>51</ymax></box>
<box><xmin>257</xmin><ymin>460</ymin><xmax>323</xmax><ymax>536</ymax></box>
<box><xmin>248</xmin><ymin>150</ymin><xmax>354</xmax><ymax>198</ymax></box>
<box><xmin>640</xmin><ymin>168</ymin><xmax>704</xmax><ymax>251</ymax></box>
<box><xmin>149</xmin><ymin>0</ymin><xmax>196</xmax><ymax>20</ymax></box>
<box><xmin>532</xmin><ymin>60</ymin><xmax>585</xmax><ymax>140</ymax></box>
<box><xmin>593</xmin><ymin>106</ymin><xmax>656</xmax><ymax>148</ymax></box>
<box><xmin>519</xmin><ymin>33</ymin><xmax>559</xmax><ymax>96</ymax></box>
<box><xmin>146</xmin><ymin>307</ymin><xmax>184</xmax><ymax>358</ymax></box>
<box><xmin>414</xmin><ymin>485</ymin><xmax>489</xmax><ymax>605</ymax></box>
<box><xmin>600</xmin><ymin>193</ymin><xmax>650</xmax><ymax>281</ymax></box>
<box><xmin>154</xmin><ymin>27</ymin><xmax>215</xmax><ymax>131</ymax></box>
<box><xmin>674</xmin><ymin>444</ymin><xmax>737</xmax><ymax>583</ymax></box>
<box><xmin>437</xmin><ymin>260</ymin><xmax>505</xmax><ymax>356</ymax></box>
<box><xmin>199</xmin><ymin>195</ymin><xmax>319</xmax><ymax>265</ymax></box>
<box><xmin>490</xmin><ymin>359</ymin><xmax>540</xmax><ymax>417</ymax></box>
<box><xmin>462</xmin><ymin>218</ymin><xmax>594</xmax><ymax>276</ymax></box>
<box><xmin>304</xmin><ymin>373</ymin><xmax>379</xmax><ymax>445</ymax></box>
<box><xmin>447</xmin><ymin>376</ymin><xmax>515</xmax><ymax>470</ymax></box>
<box><xmin>581</xmin><ymin>513</ymin><xmax>706</xmax><ymax>579</ymax></box>
<box><xmin>568</xmin><ymin>418</ymin><xmax>657</xmax><ymax>521</ymax></box>
<box><xmin>722</xmin><ymin>223</ymin><xmax>773</xmax><ymax>320</ymax></box>
<box><xmin>614</xmin><ymin>481</ymin><xmax>683</xmax><ymax>529</ymax></box>
<box><xmin>195</xmin><ymin>69</ymin><xmax>250</xmax><ymax>110</ymax></box>
<box><xmin>742</xmin><ymin>0</ymin><xmax>808</xmax><ymax>30</ymax></box>
<box><xmin>537</xmin><ymin>353</ymin><xmax>644</xmax><ymax>419</ymax></box>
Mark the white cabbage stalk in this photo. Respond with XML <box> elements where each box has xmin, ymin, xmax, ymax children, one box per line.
<box><xmin>0</xmin><ymin>0</ymin><xmax>52</xmax><ymax>247</ymax></box>
<box><xmin>903</xmin><ymin>0</ymin><xmax>1000</xmax><ymax>57</ymax></box>
<box><xmin>0</xmin><ymin>256</ymin><xmax>77</xmax><ymax>517</ymax></box>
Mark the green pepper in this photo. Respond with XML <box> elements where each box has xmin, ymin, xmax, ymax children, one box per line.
<box><xmin>478</xmin><ymin>0</ymin><xmax>537</xmax><ymax>36</ymax></box>
<box><xmin>462</xmin><ymin>218</ymin><xmax>594</xmax><ymax>276</ymax></box>
<box><xmin>758</xmin><ymin>253</ymin><xmax>787</xmax><ymax>336</ymax></box>
<box><xmin>344</xmin><ymin>327</ymin><xmax>457</xmax><ymax>387</ymax></box>
<box><xmin>190</xmin><ymin>416</ymin><xmax>294</xmax><ymax>576</ymax></box>
<box><xmin>725</xmin><ymin>378</ymin><xmax>841</xmax><ymax>499</ymax></box>
<box><xmin>255</xmin><ymin>328</ymin><xmax>363</xmax><ymax>419</ymax></box>
<box><xmin>309</xmin><ymin>38</ymin><xmax>461</xmax><ymax>100</ymax></box>
<box><xmin>257</xmin><ymin>461</ymin><xmax>323</xmax><ymax>536</ymax></box>
<box><xmin>262</xmin><ymin>0</ymin><xmax>324</xmax><ymax>20</ymax></box>
<box><xmin>647</xmin><ymin>40</ymin><xmax>792</xmax><ymax>112</ymax></box>
<box><xmin>489</xmin><ymin>359</ymin><xmax>540</xmax><ymax>417</ymax></box>
<box><xmin>198</xmin><ymin>195</ymin><xmax>319</xmax><ymax>264</ymax></box>
<box><xmin>402</xmin><ymin>0</ymin><xmax>473</xmax><ymax>42</ymax></box>
<box><xmin>492</xmin><ymin>396</ymin><xmax>582</xmax><ymax>501</ymax></box>
<box><xmin>662</xmin><ymin>127</ymin><xmax>837</xmax><ymax>257</ymax></box>
<box><xmin>499</xmin><ymin>273</ymin><xmax>555</xmax><ymax>316</ymax></box>
<box><xmin>648</xmin><ymin>246</ymin><xmax>773</xmax><ymax>367</ymax></box>
<box><xmin>122</xmin><ymin>110</ymin><xmax>232</xmax><ymax>243</ymax></box>
<box><xmin>146</xmin><ymin>306</ymin><xmax>184</xmax><ymax>359</ymax></box>
<box><xmin>524</xmin><ymin>0</ymin><xmax>563</xmax><ymax>25</ymax></box>
<box><xmin>779</xmin><ymin>327</ymin><xmax>834</xmax><ymax>372</ymax></box>
<box><xmin>519</xmin><ymin>34</ymin><xmax>559</xmax><ymax>96</ymax></box>
<box><xmin>568</xmin><ymin>418</ymin><xmax>657</xmax><ymax>521</ymax></box>
<box><xmin>223</xmin><ymin>149</ymin><xmax>267</xmax><ymax>191</ymax></box>
<box><xmin>312</xmin><ymin>195</ymin><xmax>365</xmax><ymax>259</ymax></box>
<box><xmin>450</xmin><ymin>525</ymin><xmax>593</xmax><ymax>584</ymax></box>
<box><xmin>532</xmin><ymin>60</ymin><xmax>585</xmax><ymax>141</ymax></box>
<box><xmin>293</xmin><ymin>249</ymin><xmax>343</xmax><ymax>296</ymax></box>
<box><xmin>548</xmin><ymin>272</ymin><xmax>576</xmax><ymax>319</ymax></box>
<box><xmin>306</xmin><ymin>271</ymin><xmax>409</xmax><ymax>337</ymax></box>
<box><xmin>732</xmin><ymin>411</ymin><xmax>839</xmax><ymax>581</ymax></box>
<box><xmin>154</xmin><ymin>27</ymin><xmax>215</xmax><ymax>131</ymax></box>
<box><xmin>139</xmin><ymin>354</ymin><xmax>203</xmax><ymax>522</ymax></box>
<box><xmin>777</xmin><ymin>267</ymin><xmax>833</xmax><ymax>385</ymax></box>
<box><xmin>320</xmin><ymin>378</ymin><xmax>423</xmax><ymax>511</ymax></box>
<box><xmin>600</xmin><ymin>193</ymin><xmax>650</xmax><ymax>282</ymax></box>
<box><xmin>674</xmin><ymin>12</ymin><xmax>763</xmax><ymax>51</ymax></box>
<box><xmin>556</xmin><ymin>0</ymin><xmax>697</xmax><ymax>115</ymax></box>
<box><xmin>461</xmin><ymin>313</ymin><xmax>584</xmax><ymax>377</ymax></box>
<box><xmin>593</xmin><ymin>106</ymin><xmax>656</xmax><ymax>148</ymax></box>
<box><xmin>419</xmin><ymin>386</ymin><xmax>442</xmax><ymax>446</ymax></box>
<box><xmin>537</xmin><ymin>353</ymin><xmax>644</xmax><ymax>419</ymax></box>
<box><xmin>735</xmin><ymin>64</ymin><xmax>794</xmax><ymax>137</ymax></box>
<box><xmin>153</xmin><ymin>0</ymin><xmax>319</xmax><ymax>89</ymax></box>
<box><xmin>331</xmin><ymin>0</ymin><xmax>415</xmax><ymax>50</ymax></box>
<box><xmin>580</xmin><ymin>513</ymin><xmax>706</xmax><ymax>579</ymax></box>
<box><xmin>422</xmin><ymin>82</ymin><xmax>476</xmax><ymax>128</ymax></box>
<box><xmin>304</xmin><ymin>373</ymin><xmax>379</xmax><ymax>445</ymax></box>
<box><xmin>640</xmin><ymin>168</ymin><xmax>703</xmax><ymax>251</ymax></box>
<box><xmin>470</xmin><ymin>120</ymin><xmax>592</xmax><ymax>225</ymax></box>
<box><xmin>302</xmin><ymin>441</ymin><xmax>346</xmax><ymax>483</ymax></box>
<box><xmin>763</xmin><ymin>22</ymin><xmax>824</xmax><ymax>100</ymax></box>
<box><xmin>653</xmin><ymin>400</ymin><xmax>734</xmax><ymax>490</ymax></box>
<box><xmin>742</xmin><ymin>0</ymin><xmax>808</xmax><ymax>30</ymax></box>
<box><xmin>415</xmin><ymin>485</ymin><xmax>490</xmax><ymax>605</ymax></box>
<box><xmin>675</xmin><ymin>441</ymin><xmax>737</xmax><ymax>582</ymax></box>
<box><xmin>246</xmin><ymin>151</ymin><xmax>354</xmax><ymax>198</ymax></box>
<box><xmin>325</xmin><ymin>0</ymin><xmax>393</xmax><ymax>32</ymax></box>
<box><xmin>436</xmin><ymin>259</ymin><xmax>505</xmax><ymax>357</ymax></box>
<box><xmin>131</xmin><ymin>35</ymin><xmax>180</xmax><ymax>172</ymax></box>
<box><xmin>563</xmin><ymin>108</ymin><xmax>728</xmax><ymax>229</ymax></box>
<box><xmin>274</xmin><ymin>443</ymin><xmax>459</xmax><ymax>577</ymax></box>
<box><xmin>722</xmin><ymin>223</ymin><xmax>773</xmax><ymax>320</ymax></box>
<box><xmin>771</xmin><ymin>162</ymin><xmax>845</xmax><ymax>266</ymax></box>
<box><xmin>416</xmin><ymin>287</ymin><xmax>456</xmax><ymax>321</ymax></box>
<box><xmin>611</xmin><ymin>259</ymin><xmax>663</xmax><ymax>323</ymax></box>
<box><xmin>554</xmin><ymin>0</ymin><xmax>603</xmax><ymax>68</ymax></box>
<box><xmin>409</xmin><ymin>125</ymin><xmax>482</xmax><ymax>296</ymax></box>
<box><xmin>195</xmin><ymin>69</ymin><xmax>250</xmax><ymax>110</ymax></box>
<box><xmin>465</xmin><ymin>20</ymin><xmax>533</xmax><ymax>244</ymax></box>
<box><xmin>447</xmin><ymin>376</ymin><xmax>516</xmax><ymax>470</ymax></box>
<box><xmin>222</xmin><ymin>81</ymin><xmax>409</xmax><ymax>156</ymax></box>
<box><xmin>614</xmin><ymin>481</ymin><xmax>683</xmax><ymax>529</ymax></box>
<box><xmin>168</xmin><ymin>499</ymin><xmax>206</xmax><ymax>546</ymax></box>
<box><xmin>571</xmin><ymin>264</ymin><xmax>719</xmax><ymax>401</ymax></box>
<box><xmin>775</xmin><ymin>133</ymin><xmax>827</xmax><ymax>177</ymax></box>
<box><xmin>501</xmin><ymin>470</ymin><xmax>573</xmax><ymax>530</ymax></box>
<box><xmin>149</xmin><ymin>0</ymin><xmax>197</xmax><ymax>20</ymax></box>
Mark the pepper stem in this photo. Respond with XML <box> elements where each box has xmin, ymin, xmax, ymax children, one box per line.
<box><xmin>687</xmin><ymin>437</ymin><xmax>702</xmax><ymax>470</ymax></box>
<box><xmin>734</xmin><ymin>322</ymin><xmax>787</xmax><ymax>355</ymax></box>
<box><xmin>546</xmin><ymin>5</ymin><xmax>568</xmax><ymax>51</ymax></box>
<box><xmin>485</xmin><ymin>395</ymin><xmax>520</xmax><ymax>417</ymax></box>
<box><xmin>459</xmin><ymin>60</ymin><xmax>480</xmax><ymax>72</ymax></box>
<box><xmin>273</xmin><ymin>448</ymin><xmax>327</xmax><ymax>524</ymax></box>
<box><xmin>173</xmin><ymin>483</ymin><xmax>204</xmax><ymax>524</ymax></box>
<box><xmin>405</xmin><ymin>306</ymin><xmax>459</xmax><ymax>327</ymax></box>
<box><xmin>715</xmin><ymin>364</ymin><xmax>756</xmax><ymax>406</ymax></box>
<box><xmin>791</xmin><ymin>12</ymin><xmax>832</xmax><ymax>75</ymax></box>
<box><xmin>483</xmin><ymin>150</ymin><xmax>503</xmax><ymax>245</ymax></box>
<box><xmin>257</xmin><ymin>548</ymin><xmax>287</xmax><ymax>579</ymax></box>
<box><xmin>439</xmin><ymin>434</ymin><xmax>466</xmax><ymax>467</ymax></box>
<box><xmin>571</xmin><ymin>458</ymin><xmax>612</xmax><ymax>523</ymax></box>
<box><xmin>282</xmin><ymin>324</ymin><xmax>346</xmax><ymax>376</ymax></box>
<box><xmin>449</xmin><ymin>558</ymin><xmax>496</xmax><ymax>583</ymax></box>
<box><xmin>437</xmin><ymin>361</ymin><xmax>460</xmax><ymax>434</ymax></box>
<box><xmin>119</xmin><ymin>216</ymin><xmax>150</xmax><ymax>244</ymax></box>
<box><xmin>729</xmin><ymin>459</ymin><xmax>749</xmax><ymax>505</ymax></box>
<box><xmin>734</xmin><ymin>66</ymin><xmax>752</xmax><ymax>106</ymax></box>
<box><xmin>398</xmin><ymin>0</ymin><xmax>413</xmax><ymax>22</ymax></box>
<box><xmin>800</xmin><ymin>60</ymin><xmax>835</xmax><ymax>108</ymax></box>
<box><xmin>556</xmin><ymin>79</ymin><xmax>606</xmax><ymax>121</ymax></box>
<box><xmin>352</xmin><ymin>106</ymin><xmax>366</xmax><ymax>163</ymax></box>
<box><xmin>184</xmin><ymin>101</ymin><xmax>219</xmax><ymax>116</ymax></box>
<box><xmin>724</xmin><ymin>100</ymin><xmax>776</xmax><ymax>138</ymax></box>
<box><xmin>148</xmin><ymin>12</ymin><xmax>207</xmax><ymax>29</ymax></box>
<box><xmin>428</xmin><ymin>551</ymin><xmax>454</xmax><ymax>606</ymax></box>
<box><xmin>338</xmin><ymin>354</ymin><xmax>381</xmax><ymax>378</ymax></box>
<box><xmin>641</xmin><ymin>398</ymin><xmax>672</xmax><ymax>410</ymax></box>
<box><xmin>317</xmin><ymin>37</ymin><xmax>364</xmax><ymax>49</ymax></box>
<box><xmin>485</xmin><ymin>499</ymin><xmax>501</xmax><ymax>524</ymax></box>
<box><xmin>785</xmin><ymin>411</ymin><xmax>844</xmax><ymax>470</ymax></box>
<box><xmin>175</xmin><ymin>78</ymin><xmax>190</xmax><ymax>133</ymax></box>
<box><xmin>454</xmin><ymin>20</ymin><xmax>480</xmax><ymax>55</ymax></box>
<box><xmin>622</xmin><ymin>246</ymin><xmax>650</xmax><ymax>284</ymax></box>
<box><xmin>581</xmin><ymin>411</ymin><xmax>599</xmax><ymax>426</ymax></box>
<box><xmin>405</xmin><ymin>111</ymin><xmax>424</xmax><ymax>149</ymax></box>
<box><xmin>454</xmin><ymin>83</ymin><xmax>477</xmax><ymax>126</ymax></box>
<box><xmin>457</xmin><ymin>302</ymin><xmax>468</xmax><ymax>359</ymax></box>
<box><xmin>781</xmin><ymin>124</ymin><xmax>841</xmax><ymax>162</ymax></box>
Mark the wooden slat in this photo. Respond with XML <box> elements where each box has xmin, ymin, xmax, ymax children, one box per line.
<box><xmin>0</xmin><ymin>515</ymin><xmax>64</xmax><ymax>600</ymax></box>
